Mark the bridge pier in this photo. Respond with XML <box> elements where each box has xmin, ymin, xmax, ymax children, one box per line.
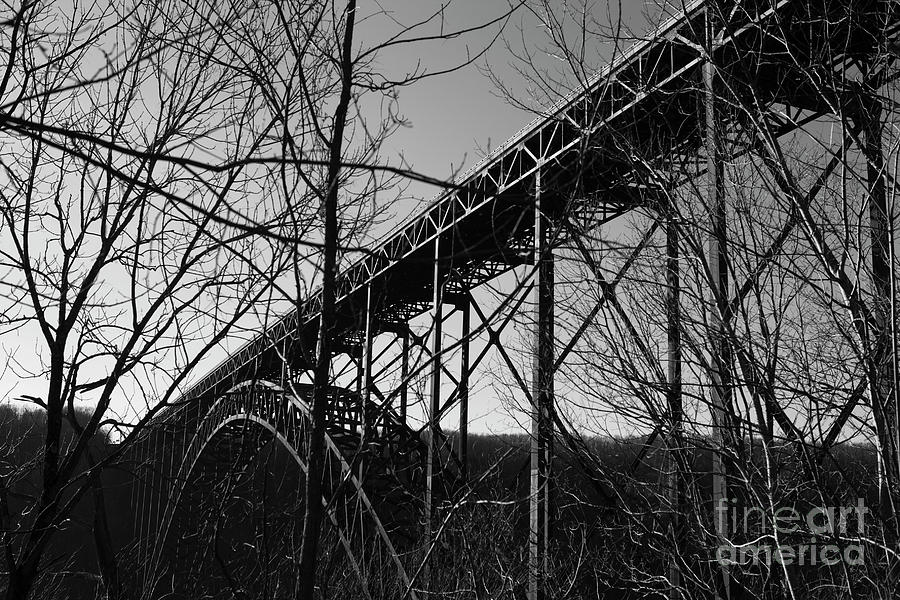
<box><xmin>529</xmin><ymin>170</ymin><xmax>554</xmax><ymax>600</ymax></box>
<box><xmin>665</xmin><ymin>202</ymin><xmax>684</xmax><ymax>599</ymax></box>
<box><xmin>458</xmin><ymin>297</ymin><xmax>470</xmax><ymax>481</ymax></box>
<box><xmin>705</xmin><ymin>7</ymin><xmax>733</xmax><ymax>598</ymax></box>
<box><xmin>858</xmin><ymin>89</ymin><xmax>900</xmax><ymax>526</ymax></box>
<box><xmin>362</xmin><ymin>284</ymin><xmax>374</xmax><ymax>440</ymax></box>
<box><xmin>400</xmin><ymin>329</ymin><xmax>409</xmax><ymax>421</ymax></box>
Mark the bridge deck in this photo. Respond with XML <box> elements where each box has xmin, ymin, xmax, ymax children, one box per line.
<box><xmin>183</xmin><ymin>0</ymin><xmax>900</xmax><ymax>402</ymax></box>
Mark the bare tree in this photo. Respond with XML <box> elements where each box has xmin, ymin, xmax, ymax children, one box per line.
<box><xmin>0</xmin><ymin>0</ymin><xmax>311</xmax><ymax>596</ymax></box>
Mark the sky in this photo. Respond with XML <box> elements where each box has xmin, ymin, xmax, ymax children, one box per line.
<box><xmin>368</xmin><ymin>0</ymin><xmax>656</xmax><ymax>217</ymax></box>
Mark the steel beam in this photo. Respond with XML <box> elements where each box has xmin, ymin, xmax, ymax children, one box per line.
<box><xmin>557</xmin><ymin>221</ymin><xmax>662</xmax><ymax>374</ymax></box>
<box><xmin>529</xmin><ymin>170</ymin><xmax>554</xmax><ymax>600</ymax></box>
<box><xmin>359</xmin><ymin>284</ymin><xmax>374</xmax><ymax>482</ymax></box>
<box><xmin>424</xmin><ymin>237</ymin><xmax>444</xmax><ymax>583</ymax></box>
<box><xmin>400</xmin><ymin>331</ymin><xmax>409</xmax><ymax>422</ymax></box>
<box><xmin>665</xmin><ymin>207</ymin><xmax>684</xmax><ymax>599</ymax></box>
<box><xmin>705</xmin><ymin>7</ymin><xmax>733</xmax><ymax>599</ymax></box>
<box><xmin>354</xmin><ymin>358</ymin><xmax>363</xmax><ymax>434</ymax></box>
<box><xmin>458</xmin><ymin>297</ymin><xmax>470</xmax><ymax>480</ymax></box>
<box><xmin>861</xmin><ymin>91</ymin><xmax>900</xmax><ymax>511</ymax></box>
<box><xmin>362</xmin><ymin>285</ymin><xmax>373</xmax><ymax>438</ymax></box>
<box><xmin>406</xmin><ymin>327</ymin><xmax>463</xmax><ymax>389</ymax></box>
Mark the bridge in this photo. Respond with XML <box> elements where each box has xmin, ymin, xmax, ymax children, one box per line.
<box><xmin>124</xmin><ymin>1</ymin><xmax>900</xmax><ymax>598</ymax></box>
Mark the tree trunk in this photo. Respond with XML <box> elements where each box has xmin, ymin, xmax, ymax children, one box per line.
<box><xmin>296</xmin><ymin>1</ymin><xmax>358</xmax><ymax>597</ymax></box>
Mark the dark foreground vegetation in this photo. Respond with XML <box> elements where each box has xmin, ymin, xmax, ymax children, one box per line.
<box><xmin>0</xmin><ymin>406</ymin><xmax>883</xmax><ymax>599</ymax></box>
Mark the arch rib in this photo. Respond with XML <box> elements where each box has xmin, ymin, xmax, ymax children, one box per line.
<box><xmin>146</xmin><ymin>380</ymin><xmax>420</xmax><ymax>600</ymax></box>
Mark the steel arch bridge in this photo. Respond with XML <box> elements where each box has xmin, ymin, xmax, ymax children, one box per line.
<box><xmin>144</xmin><ymin>380</ymin><xmax>426</xmax><ymax>599</ymax></box>
<box><xmin>126</xmin><ymin>1</ymin><xmax>900</xmax><ymax>598</ymax></box>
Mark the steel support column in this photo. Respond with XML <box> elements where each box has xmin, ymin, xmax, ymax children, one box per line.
<box><xmin>529</xmin><ymin>170</ymin><xmax>554</xmax><ymax>600</ymax></box>
<box><xmin>705</xmin><ymin>7</ymin><xmax>732</xmax><ymax>598</ymax></box>
<box><xmin>362</xmin><ymin>284</ymin><xmax>374</xmax><ymax>439</ymax></box>
<box><xmin>665</xmin><ymin>207</ymin><xmax>684</xmax><ymax>598</ymax></box>
<box><xmin>400</xmin><ymin>330</ymin><xmax>409</xmax><ymax>422</ymax></box>
<box><xmin>861</xmin><ymin>91</ymin><xmax>900</xmax><ymax>513</ymax></box>
<box><xmin>458</xmin><ymin>297</ymin><xmax>470</xmax><ymax>480</ymax></box>
<box><xmin>424</xmin><ymin>237</ymin><xmax>444</xmax><ymax>580</ymax></box>
<box><xmin>359</xmin><ymin>284</ymin><xmax>374</xmax><ymax>490</ymax></box>
<box><xmin>354</xmin><ymin>351</ymin><xmax>363</xmax><ymax>434</ymax></box>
